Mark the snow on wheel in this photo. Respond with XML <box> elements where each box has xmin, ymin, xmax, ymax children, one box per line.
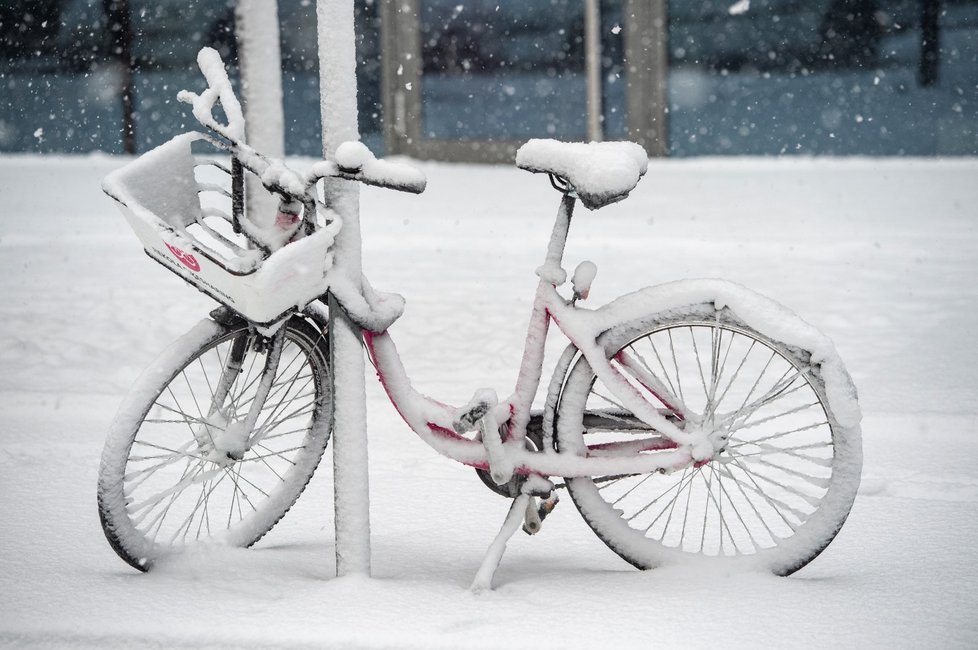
<box><xmin>97</xmin><ymin>316</ymin><xmax>332</xmax><ymax>571</ymax></box>
<box><xmin>554</xmin><ymin>303</ymin><xmax>861</xmax><ymax>575</ymax></box>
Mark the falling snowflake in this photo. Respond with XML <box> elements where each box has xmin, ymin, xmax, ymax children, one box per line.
<box><xmin>728</xmin><ymin>0</ymin><xmax>750</xmax><ymax>15</ymax></box>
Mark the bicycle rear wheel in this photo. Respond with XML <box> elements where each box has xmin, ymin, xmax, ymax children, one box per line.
<box><xmin>98</xmin><ymin>316</ymin><xmax>332</xmax><ymax>570</ymax></box>
<box><xmin>554</xmin><ymin>303</ymin><xmax>861</xmax><ymax>575</ymax></box>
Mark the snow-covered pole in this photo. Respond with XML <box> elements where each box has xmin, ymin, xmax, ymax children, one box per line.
<box><xmin>317</xmin><ymin>0</ymin><xmax>371</xmax><ymax>577</ymax></box>
<box><xmin>235</xmin><ymin>0</ymin><xmax>285</xmax><ymax>229</ymax></box>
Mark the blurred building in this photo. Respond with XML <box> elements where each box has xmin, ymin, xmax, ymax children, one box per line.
<box><xmin>1</xmin><ymin>0</ymin><xmax>976</xmax><ymax>160</ymax></box>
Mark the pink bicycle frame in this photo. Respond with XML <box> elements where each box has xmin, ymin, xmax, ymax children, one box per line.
<box><xmin>358</xmin><ymin>193</ymin><xmax>704</xmax><ymax>481</ymax></box>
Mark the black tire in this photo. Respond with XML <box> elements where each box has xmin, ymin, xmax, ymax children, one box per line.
<box><xmin>98</xmin><ymin>316</ymin><xmax>332</xmax><ymax>570</ymax></box>
<box><xmin>554</xmin><ymin>304</ymin><xmax>861</xmax><ymax>575</ymax></box>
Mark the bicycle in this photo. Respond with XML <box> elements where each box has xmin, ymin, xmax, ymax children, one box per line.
<box><xmin>97</xmin><ymin>48</ymin><xmax>862</xmax><ymax>590</ymax></box>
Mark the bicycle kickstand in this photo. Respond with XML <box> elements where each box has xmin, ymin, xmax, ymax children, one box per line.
<box><xmin>470</xmin><ymin>474</ymin><xmax>554</xmax><ymax>592</ymax></box>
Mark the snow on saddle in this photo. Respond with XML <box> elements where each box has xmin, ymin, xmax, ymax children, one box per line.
<box><xmin>515</xmin><ymin>139</ymin><xmax>649</xmax><ymax>210</ymax></box>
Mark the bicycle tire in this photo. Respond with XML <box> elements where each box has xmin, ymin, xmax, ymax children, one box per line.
<box><xmin>98</xmin><ymin>316</ymin><xmax>332</xmax><ymax>570</ymax></box>
<box><xmin>553</xmin><ymin>303</ymin><xmax>861</xmax><ymax>575</ymax></box>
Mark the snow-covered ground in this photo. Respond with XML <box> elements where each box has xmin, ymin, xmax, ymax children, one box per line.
<box><xmin>1</xmin><ymin>153</ymin><xmax>976</xmax><ymax>648</ymax></box>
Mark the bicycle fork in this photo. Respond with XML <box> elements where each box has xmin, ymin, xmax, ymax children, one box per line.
<box><xmin>196</xmin><ymin>327</ymin><xmax>287</xmax><ymax>462</ymax></box>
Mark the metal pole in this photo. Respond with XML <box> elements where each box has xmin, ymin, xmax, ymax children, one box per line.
<box><xmin>317</xmin><ymin>0</ymin><xmax>371</xmax><ymax>577</ymax></box>
<box><xmin>235</xmin><ymin>0</ymin><xmax>286</xmax><ymax>229</ymax></box>
<box><xmin>584</xmin><ymin>0</ymin><xmax>602</xmax><ymax>142</ymax></box>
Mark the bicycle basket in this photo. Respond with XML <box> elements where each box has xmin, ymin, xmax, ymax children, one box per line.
<box><xmin>103</xmin><ymin>132</ymin><xmax>341</xmax><ymax>325</ymax></box>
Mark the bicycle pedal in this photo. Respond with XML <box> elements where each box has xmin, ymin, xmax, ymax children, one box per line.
<box><xmin>522</xmin><ymin>495</ymin><xmax>559</xmax><ymax>535</ymax></box>
<box><xmin>452</xmin><ymin>388</ymin><xmax>498</xmax><ymax>433</ymax></box>
<box><xmin>537</xmin><ymin>494</ymin><xmax>560</xmax><ymax>522</ymax></box>
<box><xmin>453</xmin><ymin>402</ymin><xmax>490</xmax><ymax>433</ymax></box>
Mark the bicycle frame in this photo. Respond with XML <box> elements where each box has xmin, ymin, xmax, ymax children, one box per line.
<box><xmin>354</xmin><ymin>192</ymin><xmax>714</xmax><ymax>482</ymax></box>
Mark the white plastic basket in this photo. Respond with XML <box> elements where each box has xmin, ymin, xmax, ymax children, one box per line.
<box><xmin>103</xmin><ymin>133</ymin><xmax>341</xmax><ymax>325</ymax></box>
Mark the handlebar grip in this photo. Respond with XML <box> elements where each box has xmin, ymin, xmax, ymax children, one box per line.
<box><xmin>334</xmin><ymin>141</ymin><xmax>427</xmax><ymax>194</ymax></box>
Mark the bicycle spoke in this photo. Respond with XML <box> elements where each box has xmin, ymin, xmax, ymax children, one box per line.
<box><xmin>165</xmin><ymin>385</ymin><xmax>217</xmax><ymax>448</ymax></box>
<box><xmin>726</xmin><ymin>447</ymin><xmax>831</xmax><ymax>491</ymax></box>
<box><xmin>637</xmin><ymin>467</ymin><xmax>696</xmax><ymax>532</ymax></box>
<box><xmin>227</xmin><ymin>339</ymin><xmax>260</xmax><ymax>414</ymax></box>
<box><xmin>153</xmin><ymin>399</ymin><xmax>208</xmax><ymax>428</ymax></box>
<box><xmin>726</xmin><ymin>400</ymin><xmax>822</xmax><ymax>434</ymax></box>
<box><xmin>616</xmin><ymin>350</ymin><xmax>687</xmax><ymax>417</ymax></box>
<box><xmin>604</xmin><ymin>472</ymin><xmax>656</xmax><ymax>507</ymax></box>
<box><xmin>255</xmin><ymin>402</ymin><xmax>317</xmax><ymax>439</ymax></box>
<box><xmin>677</xmin><ymin>467</ymin><xmax>697</xmax><ymax>548</ymax></box>
<box><xmin>730</xmin><ymin>419</ymin><xmax>830</xmax><ymax>449</ymax></box>
<box><xmin>125</xmin><ymin>448</ymin><xmax>200</xmax><ymax>483</ymax></box>
<box><xmin>260</xmin><ymin>426</ymin><xmax>314</xmax><ymax>442</ymax></box>
<box><xmin>719</xmin><ymin>372</ymin><xmax>807</xmax><ymax>436</ymax></box>
<box><xmin>710</xmin><ymin>463</ymin><xmax>754</xmax><ymax>554</ymax></box>
<box><xmin>170</xmin><ymin>470</ymin><xmax>229</xmax><ymax>546</ymax></box>
<box><xmin>181</xmin><ymin>369</ymin><xmax>207</xmax><ymax>423</ymax></box>
<box><xmin>234</xmin><ymin>373</ymin><xmax>313</xmax><ymax>413</ymax></box>
<box><xmin>722</xmin><ymin>457</ymin><xmax>809</xmax><ymax>524</ymax></box>
<box><xmin>700</xmin><ymin>468</ymin><xmax>737</xmax><ymax>554</ymax></box>
<box><xmin>248</xmin><ymin>443</ymin><xmax>292</xmax><ymax>479</ymax></box>
<box><xmin>667</xmin><ymin>329</ymin><xmax>687</xmax><ymax>407</ymax></box>
<box><xmin>728</xmin><ymin>441</ymin><xmax>833</xmax><ymax>465</ymax></box>
<box><xmin>647</xmin><ymin>337</ymin><xmax>681</xmax><ymax>404</ymax></box>
<box><xmin>713</xmin><ymin>339</ymin><xmax>757</xmax><ymax>409</ymax></box>
<box><xmin>252</xmin><ymin>367</ymin><xmax>315</xmax><ymax>436</ymax></box>
<box><xmin>137</xmin><ymin>459</ymin><xmax>206</xmax><ymax>535</ymax></box>
<box><xmin>689</xmin><ymin>326</ymin><xmax>711</xmax><ymax>409</ymax></box>
<box><xmin>246</xmin><ymin>443</ymin><xmax>303</xmax><ymax>467</ymax></box>
<box><xmin>699</xmin><ymin>468</ymin><xmax>714</xmax><ymax>552</ymax></box>
<box><xmin>590</xmin><ymin>388</ymin><xmax>630</xmax><ymax>415</ymax></box>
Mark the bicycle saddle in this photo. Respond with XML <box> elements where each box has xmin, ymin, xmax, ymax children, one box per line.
<box><xmin>515</xmin><ymin>139</ymin><xmax>649</xmax><ymax>210</ymax></box>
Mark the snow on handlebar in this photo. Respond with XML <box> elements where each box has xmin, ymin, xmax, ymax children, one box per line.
<box><xmin>310</xmin><ymin>141</ymin><xmax>427</xmax><ymax>195</ymax></box>
<box><xmin>176</xmin><ymin>48</ymin><xmax>245</xmax><ymax>144</ymax></box>
<box><xmin>178</xmin><ymin>47</ymin><xmax>426</xmax><ymax>202</ymax></box>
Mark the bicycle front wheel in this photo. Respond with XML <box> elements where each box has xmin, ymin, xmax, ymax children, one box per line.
<box><xmin>554</xmin><ymin>303</ymin><xmax>861</xmax><ymax>575</ymax></box>
<box><xmin>98</xmin><ymin>316</ymin><xmax>332</xmax><ymax>570</ymax></box>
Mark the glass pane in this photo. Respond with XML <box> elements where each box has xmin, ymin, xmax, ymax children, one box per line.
<box><xmin>667</xmin><ymin>0</ymin><xmax>978</xmax><ymax>155</ymax></box>
<box><xmin>0</xmin><ymin>0</ymin><xmax>383</xmax><ymax>156</ymax></box>
<box><xmin>419</xmin><ymin>0</ymin><xmax>588</xmax><ymax>140</ymax></box>
<box><xmin>280</xmin><ymin>0</ymin><xmax>384</xmax><ymax>156</ymax></box>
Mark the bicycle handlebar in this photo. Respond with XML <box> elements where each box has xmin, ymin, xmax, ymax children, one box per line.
<box><xmin>178</xmin><ymin>47</ymin><xmax>426</xmax><ymax>207</ymax></box>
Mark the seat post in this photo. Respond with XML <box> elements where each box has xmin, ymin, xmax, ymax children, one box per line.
<box><xmin>541</xmin><ymin>192</ymin><xmax>576</xmax><ymax>275</ymax></box>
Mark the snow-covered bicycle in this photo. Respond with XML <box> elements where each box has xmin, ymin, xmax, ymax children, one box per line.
<box><xmin>98</xmin><ymin>49</ymin><xmax>862</xmax><ymax>588</ymax></box>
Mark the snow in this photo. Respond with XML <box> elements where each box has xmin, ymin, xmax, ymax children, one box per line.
<box><xmin>234</xmin><ymin>0</ymin><xmax>286</xmax><ymax>232</ymax></box>
<box><xmin>728</xmin><ymin>0</ymin><xmax>750</xmax><ymax>16</ymax></box>
<box><xmin>317</xmin><ymin>0</ymin><xmax>371</xmax><ymax>578</ymax></box>
<box><xmin>571</xmin><ymin>260</ymin><xmax>597</xmax><ymax>299</ymax></box>
<box><xmin>335</xmin><ymin>140</ymin><xmax>373</xmax><ymax>171</ymax></box>
<box><xmin>176</xmin><ymin>48</ymin><xmax>245</xmax><ymax>143</ymax></box>
<box><xmin>333</xmin><ymin>141</ymin><xmax>428</xmax><ymax>193</ymax></box>
<box><xmin>102</xmin><ymin>133</ymin><xmax>341</xmax><ymax>324</ymax></box>
<box><xmin>516</xmin><ymin>139</ymin><xmax>649</xmax><ymax>209</ymax></box>
<box><xmin>2</xmin><ymin>153</ymin><xmax>978</xmax><ymax>647</ymax></box>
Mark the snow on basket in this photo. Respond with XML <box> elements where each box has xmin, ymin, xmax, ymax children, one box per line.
<box><xmin>103</xmin><ymin>132</ymin><xmax>341</xmax><ymax>325</ymax></box>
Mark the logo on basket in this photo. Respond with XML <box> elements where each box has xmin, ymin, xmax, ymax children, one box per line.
<box><xmin>165</xmin><ymin>243</ymin><xmax>201</xmax><ymax>272</ymax></box>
